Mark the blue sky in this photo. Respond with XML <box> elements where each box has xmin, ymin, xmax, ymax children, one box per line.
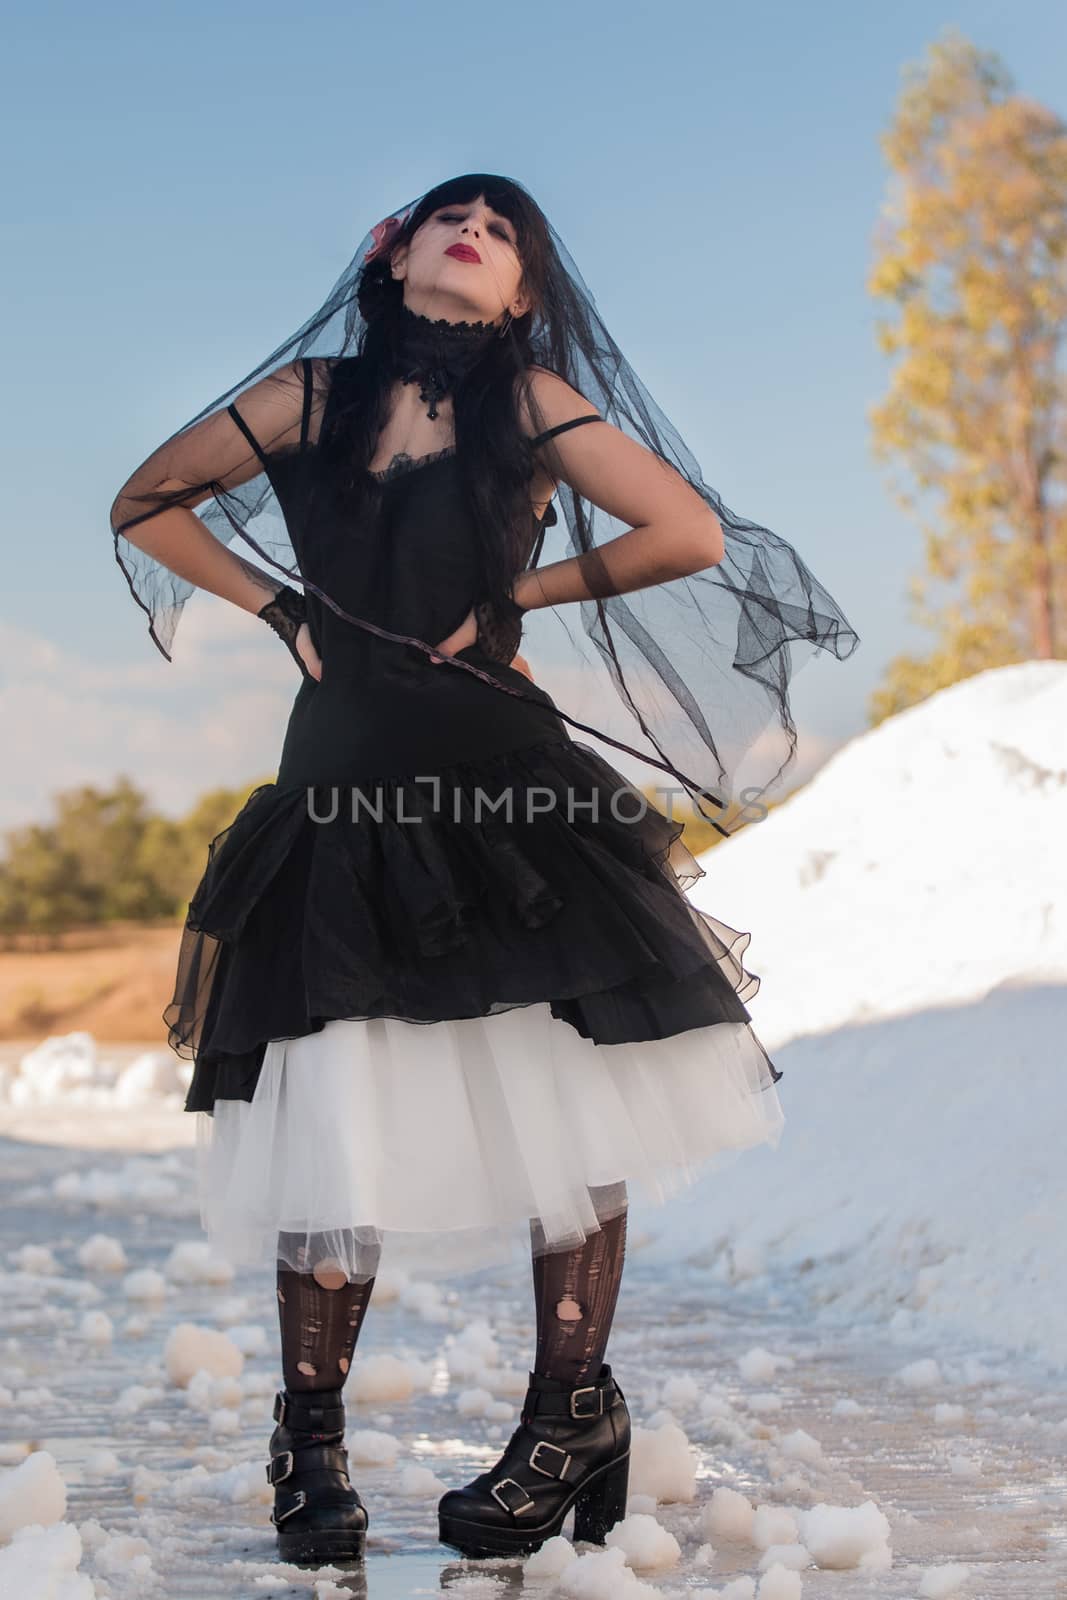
<box><xmin>2</xmin><ymin>0</ymin><xmax>1061</xmax><ymax>827</ymax></box>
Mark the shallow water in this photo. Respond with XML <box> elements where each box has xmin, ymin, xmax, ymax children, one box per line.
<box><xmin>2</xmin><ymin>1128</ymin><xmax>1066</xmax><ymax>1597</ymax></box>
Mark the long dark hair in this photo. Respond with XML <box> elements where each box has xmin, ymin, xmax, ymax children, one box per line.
<box><xmin>312</xmin><ymin>173</ymin><xmax>560</xmax><ymax>619</ymax></box>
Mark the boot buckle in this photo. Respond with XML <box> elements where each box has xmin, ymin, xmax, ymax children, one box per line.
<box><xmin>271</xmin><ymin>1488</ymin><xmax>308</xmax><ymax>1523</ymax></box>
<box><xmin>489</xmin><ymin>1477</ymin><xmax>536</xmax><ymax>1516</ymax></box>
<box><xmin>569</xmin><ymin>1384</ymin><xmax>605</xmax><ymax>1419</ymax></box>
<box><xmin>272</xmin><ymin>1390</ymin><xmax>287</xmax><ymax>1426</ymax></box>
<box><xmin>265</xmin><ymin>1450</ymin><xmax>294</xmax><ymax>1485</ymax></box>
<box><xmin>529</xmin><ymin>1440</ymin><xmax>571</xmax><ymax>1479</ymax></box>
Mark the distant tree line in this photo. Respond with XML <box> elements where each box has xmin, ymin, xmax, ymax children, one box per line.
<box><xmin>0</xmin><ymin>776</ymin><xmax>269</xmax><ymax>946</ymax></box>
<box><xmin>0</xmin><ymin>770</ymin><xmax>773</xmax><ymax>945</ymax></box>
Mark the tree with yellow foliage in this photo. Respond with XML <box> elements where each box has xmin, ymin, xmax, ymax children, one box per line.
<box><xmin>868</xmin><ymin>28</ymin><xmax>1067</xmax><ymax>722</ymax></box>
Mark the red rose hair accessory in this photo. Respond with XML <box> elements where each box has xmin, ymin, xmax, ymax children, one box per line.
<box><xmin>362</xmin><ymin>214</ymin><xmax>407</xmax><ymax>264</ymax></box>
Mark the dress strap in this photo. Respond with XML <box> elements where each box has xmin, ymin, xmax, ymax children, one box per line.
<box><xmin>226</xmin><ymin>400</ymin><xmax>271</xmax><ymax>473</ymax></box>
<box><xmin>299</xmin><ymin>357</ymin><xmax>313</xmax><ymax>448</ymax></box>
<box><xmin>525</xmin><ymin>416</ymin><xmax>596</xmax><ymax>567</ymax></box>
<box><xmin>529</xmin><ymin>413</ymin><xmax>601</xmax><ymax>449</ymax></box>
<box><xmin>227</xmin><ymin>360</ymin><xmax>315</xmax><ymax>468</ymax></box>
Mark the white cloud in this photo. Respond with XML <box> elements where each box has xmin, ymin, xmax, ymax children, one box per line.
<box><xmin>0</xmin><ymin>598</ymin><xmax>296</xmax><ymax>830</ymax></box>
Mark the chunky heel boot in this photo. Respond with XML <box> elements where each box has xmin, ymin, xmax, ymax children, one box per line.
<box><xmin>571</xmin><ymin>1450</ymin><xmax>631</xmax><ymax>1544</ymax></box>
<box><xmin>437</xmin><ymin>1361</ymin><xmax>630</xmax><ymax>1560</ymax></box>
<box><xmin>267</xmin><ymin>1387</ymin><xmax>369</xmax><ymax>1565</ymax></box>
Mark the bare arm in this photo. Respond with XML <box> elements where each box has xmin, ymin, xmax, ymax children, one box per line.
<box><xmin>110</xmin><ymin>361</ymin><xmax>309</xmax><ymax>618</ymax></box>
<box><xmin>512</xmin><ymin>367</ymin><xmax>724</xmax><ymax>613</ymax></box>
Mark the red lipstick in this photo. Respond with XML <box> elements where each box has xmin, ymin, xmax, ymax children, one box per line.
<box><xmin>445</xmin><ymin>243</ymin><xmax>481</xmax><ymax>263</ymax></box>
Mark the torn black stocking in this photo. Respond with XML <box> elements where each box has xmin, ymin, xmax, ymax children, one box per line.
<box><xmin>275</xmin><ymin>1231</ymin><xmax>380</xmax><ymax>1394</ymax></box>
<box><xmin>529</xmin><ymin>1182</ymin><xmax>628</xmax><ymax>1388</ymax></box>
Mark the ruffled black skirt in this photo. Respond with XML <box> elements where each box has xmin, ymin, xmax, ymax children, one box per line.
<box><xmin>167</xmin><ymin>733</ymin><xmax>782</xmax><ymax>1116</ymax></box>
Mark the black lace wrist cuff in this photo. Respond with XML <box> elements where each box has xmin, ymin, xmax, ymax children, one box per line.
<box><xmin>473</xmin><ymin>591</ymin><xmax>526</xmax><ymax>666</ymax></box>
<box><xmin>257</xmin><ymin>585</ymin><xmax>310</xmax><ymax>676</ymax></box>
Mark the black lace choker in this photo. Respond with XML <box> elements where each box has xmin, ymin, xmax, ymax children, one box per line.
<box><xmin>391</xmin><ymin>301</ymin><xmax>501</xmax><ymax>419</ymax></box>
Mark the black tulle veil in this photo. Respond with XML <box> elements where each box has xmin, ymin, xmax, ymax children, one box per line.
<box><xmin>111</xmin><ymin>171</ymin><xmax>859</xmax><ymax>837</ymax></box>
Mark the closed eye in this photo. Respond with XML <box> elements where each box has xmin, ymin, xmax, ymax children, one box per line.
<box><xmin>440</xmin><ymin>211</ymin><xmax>514</xmax><ymax>243</ymax></box>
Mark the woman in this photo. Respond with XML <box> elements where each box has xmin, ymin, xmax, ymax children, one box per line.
<box><xmin>110</xmin><ymin>173</ymin><xmax>858</xmax><ymax>1568</ymax></box>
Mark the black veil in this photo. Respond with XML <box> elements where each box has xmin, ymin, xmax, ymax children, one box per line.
<box><xmin>111</xmin><ymin>173</ymin><xmax>859</xmax><ymax>837</ymax></box>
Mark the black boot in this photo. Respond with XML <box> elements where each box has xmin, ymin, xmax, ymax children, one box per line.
<box><xmin>266</xmin><ymin>1386</ymin><xmax>369</xmax><ymax>1565</ymax></box>
<box><xmin>437</xmin><ymin>1362</ymin><xmax>630</xmax><ymax>1559</ymax></box>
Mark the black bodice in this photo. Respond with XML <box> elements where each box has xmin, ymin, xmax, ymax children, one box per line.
<box><xmin>265</xmin><ymin>375</ymin><xmax>566</xmax><ymax>788</ymax></box>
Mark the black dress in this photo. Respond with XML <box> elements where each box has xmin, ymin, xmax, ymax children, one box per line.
<box><xmin>172</xmin><ymin>357</ymin><xmax>786</xmax><ymax>1280</ymax></box>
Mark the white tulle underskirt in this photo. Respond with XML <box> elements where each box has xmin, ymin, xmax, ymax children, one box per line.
<box><xmin>193</xmin><ymin>1001</ymin><xmax>785</xmax><ymax>1282</ymax></box>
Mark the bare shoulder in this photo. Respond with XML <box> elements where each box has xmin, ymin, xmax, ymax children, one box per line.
<box><xmin>269</xmin><ymin>354</ymin><xmax>343</xmax><ymax>392</ymax></box>
<box><xmin>512</xmin><ymin>364</ymin><xmax>602</xmax><ymax>442</ymax></box>
<box><xmin>262</xmin><ymin>356</ymin><xmax>308</xmax><ymax>389</ymax></box>
<box><xmin>510</xmin><ymin>366</ymin><xmax>721</xmax><ymax>551</ymax></box>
